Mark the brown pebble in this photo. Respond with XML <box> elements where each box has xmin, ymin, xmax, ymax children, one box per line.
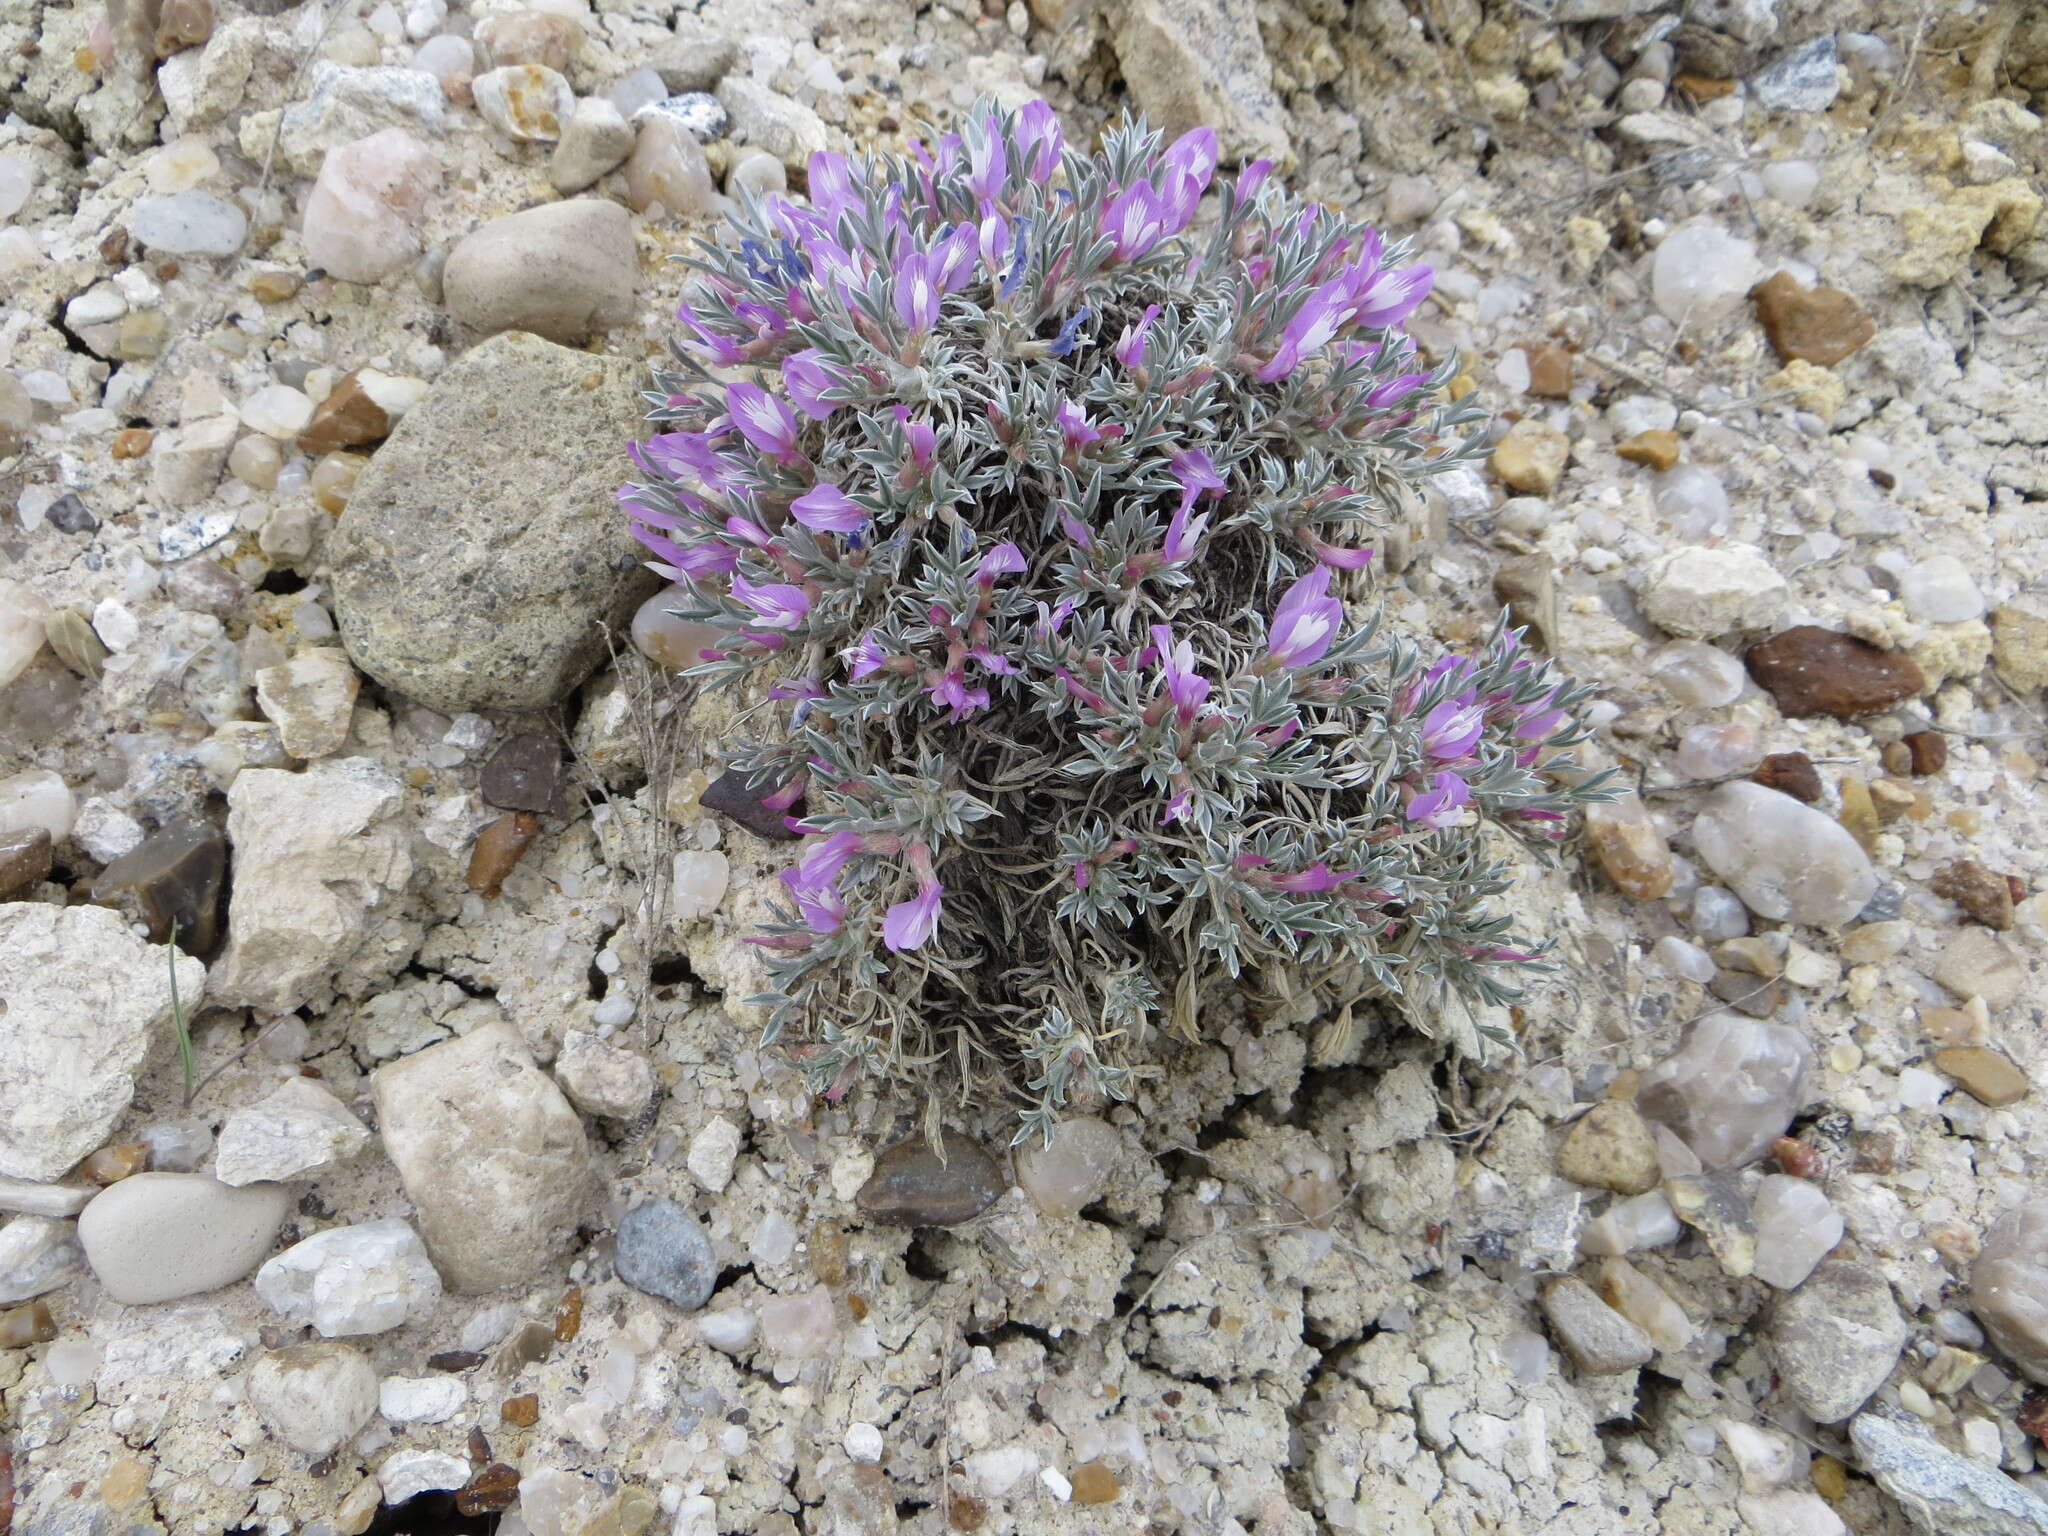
<box><xmin>1492</xmin><ymin>556</ymin><xmax>1557</xmax><ymax>653</ymax></box>
<box><xmin>1710</xmin><ymin>968</ymin><xmax>1785</xmax><ymax>1018</ymax></box>
<box><xmin>949</xmin><ymin>1492</ymin><xmax>988</xmax><ymax>1531</ymax></box>
<box><xmin>467</xmin><ymin>811</ymin><xmax>541</xmax><ymax>898</ymax></box>
<box><xmin>1881</xmin><ymin>741</ymin><xmax>1911</xmax><ymax>776</ymax></box>
<box><xmin>1581</xmin><ymin>795</ymin><xmax>1674</xmax><ymax>900</ymax></box>
<box><xmin>2021</xmin><ymin>1391</ymin><xmax>2048</xmax><ymax>1448</ymax></box>
<box><xmin>465</xmin><ymin>1426</ymin><xmax>492</xmax><ymax>1466</ymax></box>
<box><xmin>552</xmin><ymin>1284</ymin><xmax>583</xmax><ymax>1342</ymax></box>
<box><xmin>455</xmin><ymin>1463</ymin><xmax>521</xmax><ymax>1517</ymax></box>
<box><xmin>1675</xmin><ymin>71</ymin><xmax>1737</xmax><ymax>100</ymax></box>
<box><xmin>1811</xmin><ymin>1452</ymin><xmax>1848</xmax><ymax>1501</ymax></box>
<box><xmin>1616</xmin><ymin>429</ymin><xmax>1680</xmax><ymax>471</ymax></box>
<box><xmin>1903</xmin><ymin>730</ymin><xmax>1948</xmax><ymax>775</ymax></box>
<box><xmin>81</xmin><ymin>1142</ymin><xmax>149</xmax><ymax>1185</ymax></box>
<box><xmin>1070</xmin><ymin>1461</ymin><xmax>1119</xmax><ymax>1504</ymax></box>
<box><xmin>1837</xmin><ymin>777</ymin><xmax>1879</xmax><ymax>852</ymax></box>
<box><xmin>111</xmin><ymin>427</ymin><xmax>153</xmax><ymax>459</ymax></box>
<box><xmin>297</xmin><ymin>371</ymin><xmax>392</xmax><ymax>455</ymax></box>
<box><xmin>501</xmin><ymin>1393</ymin><xmax>540</xmax><ymax>1427</ymax></box>
<box><xmin>99</xmin><ymin>226</ymin><xmax>130</xmax><ymax>263</ymax></box>
<box><xmin>1770</xmin><ymin>1136</ymin><xmax>1823</xmax><ymax>1179</ymax></box>
<box><xmin>1933</xmin><ymin>858</ymin><xmax>2016</xmax><ymax>930</ymax></box>
<box><xmin>154</xmin><ymin>0</ymin><xmax>213</xmax><ymax>56</ymax></box>
<box><xmin>1525</xmin><ymin>344</ymin><xmax>1573</xmax><ymax>399</ymax></box>
<box><xmin>1751</xmin><ymin>751</ymin><xmax>1822</xmax><ymax>802</ymax></box>
<box><xmin>427</xmin><ymin>1349</ymin><xmax>483</xmax><ymax>1372</ymax></box>
<box><xmin>249</xmin><ymin>271</ymin><xmax>302</xmax><ymax>304</ymax></box>
<box><xmin>698</xmin><ymin>766</ymin><xmax>803</xmax><ymax>841</ymax></box>
<box><xmin>809</xmin><ymin>1219</ymin><xmax>849</xmax><ymax>1287</ymax></box>
<box><xmin>496</xmin><ymin>1319</ymin><xmax>554</xmax><ymax>1373</ymax></box>
<box><xmin>1749</xmin><ymin>271</ymin><xmax>1877</xmax><ymax>368</ymax></box>
<box><xmin>0</xmin><ymin>1299</ymin><xmax>57</xmax><ymax>1347</ymax></box>
<box><xmin>855</xmin><ymin>1129</ymin><xmax>1005</xmax><ymax>1227</ymax></box>
<box><xmin>1931</xmin><ymin>1045</ymin><xmax>2029</xmax><ymax>1107</ymax></box>
<box><xmin>480</xmin><ymin>732</ymin><xmax>568</xmax><ymax>816</ymax></box>
<box><xmin>0</xmin><ymin>827</ymin><xmax>54</xmax><ymax>899</ymax></box>
<box><xmin>1746</xmin><ymin>626</ymin><xmax>1925</xmax><ymax>719</ymax></box>
<box><xmin>1672</xmin><ymin>22</ymin><xmax>1744</xmax><ymax>77</ymax></box>
<box><xmin>1868</xmin><ymin>777</ymin><xmax>1922</xmax><ymax>823</ymax></box>
<box><xmin>91</xmin><ymin>816</ymin><xmax>229</xmax><ymax>956</ymax></box>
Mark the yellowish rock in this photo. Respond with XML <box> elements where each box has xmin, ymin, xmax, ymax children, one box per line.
<box><xmin>1763</xmin><ymin>358</ymin><xmax>1844</xmax><ymax>420</ymax></box>
<box><xmin>1557</xmin><ymin>1101</ymin><xmax>1662</xmax><ymax>1195</ymax></box>
<box><xmin>1894</xmin><ymin>178</ymin><xmax>2045</xmax><ymax>288</ymax></box>
<box><xmin>1491</xmin><ymin>418</ymin><xmax>1570</xmax><ymax>493</ymax></box>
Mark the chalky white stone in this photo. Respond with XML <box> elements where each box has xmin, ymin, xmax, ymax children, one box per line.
<box><xmin>1646</xmin><ymin>640</ymin><xmax>1745</xmax><ymax>707</ymax></box>
<box><xmin>1752</xmin><ymin>1174</ymin><xmax>1845</xmax><ymax>1290</ymax></box>
<box><xmin>254</xmin><ymin>1218</ymin><xmax>443</xmax><ymax>1335</ymax></box>
<box><xmin>696</xmin><ymin>1306</ymin><xmax>756</xmax><ymax>1353</ymax></box>
<box><xmin>378</xmin><ymin>1450</ymin><xmax>471</xmax><ymax>1504</ymax></box>
<box><xmin>0</xmin><ymin>154</ymin><xmax>31</xmax><ymax>219</ymax></box>
<box><xmin>128</xmin><ymin>192</ymin><xmax>247</xmax><ymax>256</ymax></box>
<box><xmin>1014</xmin><ymin>1116</ymin><xmax>1121</xmax><ymax>1217</ymax></box>
<box><xmin>253</xmin><ymin>649</ymin><xmax>360</xmax><ymax>760</ymax></box>
<box><xmin>0</xmin><ymin>768</ymin><xmax>76</xmax><ymax>840</ymax></box>
<box><xmin>472</xmin><ymin>64</ymin><xmax>574</xmax><ymax>141</ymax></box>
<box><xmin>1639</xmin><ymin>545</ymin><xmax>1786</xmax><ymax>638</ymax></box>
<box><xmin>77</xmin><ymin>1173</ymin><xmax>291</xmax><ymax>1304</ymax></box>
<box><xmin>1898</xmin><ymin>554</ymin><xmax>1986</xmax><ymax>624</ymax></box>
<box><xmin>380</xmin><ymin>1374</ymin><xmax>466</xmax><ymax>1423</ymax></box>
<box><xmin>1637</xmin><ymin>1014</ymin><xmax>1811</xmax><ymax>1170</ymax></box>
<box><xmin>248</xmin><ymin>1342</ymin><xmax>379</xmax><ymax>1454</ymax></box>
<box><xmin>0</xmin><ymin>580</ymin><xmax>50</xmax><ymax>690</ymax></box>
<box><xmin>0</xmin><ymin>1216</ymin><xmax>86</xmax><ymax>1303</ymax></box>
<box><xmin>302</xmin><ymin>129</ymin><xmax>441</xmax><ymax>284</ymax></box>
<box><xmin>758</xmin><ymin>1288</ymin><xmax>837</xmax><ymax>1357</ymax></box>
<box><xmin>686</xmin><ymin>1115</ymin><xmax>742</xmax><ymax>1193</ymax></box>
<box><xmin>671</xmin><ymin>849</ymin><xmax>730</xmax><ymax>921</ymax></box>
<box><xmin>1651</xmin><ymin>221</ymin><xmax>1765</xmax><ymax>326</ymax></box>
<box><xmin>1651</xmin><ymin>935</ymin><xmax>1716</xmax><ymax>984</ymax></box>
<box><xmin>214</xmin><ymin>1076</ymin><xmax>372</xmax><ymax>1186</ymax></box>
<box><xmin>240</xmin><ymin>384</ymin><xmax>315</xmax><ymax>439</ymax></box>
<box><xmin>554</xmin><ymin>1030</ymin><xmax>655</xmax><ymax>1121</ymax></box>
<box><xmin>1693</xmin><ymin>781</ymin><xmax>1877</xmax><ymax>927</ymax></box>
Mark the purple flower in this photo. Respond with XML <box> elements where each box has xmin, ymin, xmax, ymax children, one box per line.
<box><xmin>782</xmin><ymin>350</ymin><xmax>847</xmax><ymax>421</ymax></box>
<box><xmin>1015</xmin><ymin>99</ymin><xmax>1063</xmax><ymax>181</ymax></box>
<box><xmin>634</xmin><ymin>430</ymin><xmax>733</xmax><ymax>489</ymax></box>
<box><xmin>978</xmin><ymin>210</ymin><xmax>1011</xmax><ymax>278</ymax></box>
<box><xmin>788</xmin><ymin>829</ymin><xmax>861</xmax><ymax>892</ymax></box>
<box><xmin>1057</xmin><ymin>506</ymin><xmax>1095</xmax><ymax>549</ymax></box>
<box><xmin>1151</xmin><ymin>624</ymin><xmax>1209</xmax><ymax>721</ymax></box>
<box><xmin>1102</xmin><ymin>182</ymin><xmax>1166</xmax><ymax>262</ymax></box>
<box><xmin>1161</xmin><ymin>126</ymin><xmax>1219</xmax><ymax>191</ymax></box>
<box><xmin>891</xmin><ymin>407</ymin><xmax>937</xmax><ymax>476</ymax></box>
<box><xmin>893</xmin><ymin>250</ymin><xmax>942</xmax><ymax>333</ymax></box>
<box><xmin>1163</xmin><ymin>497</ymin><xmax>1208</xmax><ymax>565</ymax></box>
<box><xmin>675</xmin><ymin>305</ymin><xmax>746</xmax><ymax>367</ymax></box>
<box><xmin>1266</xmin><ymin>566</ymin><xmax>1343</xmax><ymax>669</ymax></box>
<box><xmin>806</xmin><ymin>152</ymin><xmax>860</xmax><ymax>219</ymax></box>
<box><xmin>1366</xmin><ymin>371</ymin><xmax>1431</xmax><ymax>408</ymax></box>
<box><xmin>1309</xmin><ymin>538</ymin><xmax>1375</xmax><ymax>571</ymax></box>
<box><xmin>1156</xmin><ymin>169</ymin><xmax>1204</xmax><ymax>237</ymax></box>
<box><xmin>1114</xmin><ymin>304</ymin><xmax>1161</xmax><ymax>370</ymax></box>
<box><xmin>1350</xmin><ymin>262</ymin><xmax>1435</xmax><ymax>328</ymax></box>
<box><xmin>967</xmin><ymin>646</ymin><xmax>1017</xmax><ymax>676</ymax></box>
<box><xmin>1037</xmin><ymin>596</ymin><xmax>1077</xmax><ymax>635</ymax></box>
<box><xmin>1056</xmin><ymin>399</ymin><xmax>1105</xmax><ymax>455</ymax></box>
<box><xmin>1169</xmin><ymin>447</ymin><xmax>1224</xmax><ymax>507</ymax></box>
<box><xmin>791</xmin><ymin>482</ymin><xmax>866</xmax><ymax>535</ymax></box>
<box><xmin>931</xmin><ymin>223</ymin><xmax>978</xmax><ymax>292</ymax></box>
<box><xmin>1269</xmin><ymin>862</ymin><xmax>1355</xmax><ymax>893</ymax></box>
<box><xmin>882</xmin><ymin>873</ymin><xmax>945</xmax><ymax>952</ymax></box>
<box><xmin>975</xmin><ymin>541</ymin><xmax>1026</xmax><ymax>586</ymax></box>
<box><xmin>731</xmin><ymin>574</ymin><xmax>810</xmax><ymax>630</ymax></box>
<box><xmin>1405</xmin><ymin>769</ymin><xmax>1470</xmax><ymax>830</ymax></box>
<box><xmin>1233</xmin><ymin>159</ymin><xmax>1274</xmax><ymax>203</ymax></box>
<box><xmin>927</xmin><ymin>671</ymin><xmax>990</xmax><ymax>719</ymax></box>
<box><xmin>727</xmin><ymin>382</ymin><xmax>803</xmax><ymax>462</ymax></box>
<box><xmin>1048</xmin><ymin>307</ymin><xmax>1093</xmax><ymax>357</ymax></box>
<box><xmin>1420</xmin><ymin>694</ymin><xmax>1485</xmax><ymax>762</ymax></box>
<box><xmin>1256</xmin><ymin>276</ymin><xmax>1352</xmax><ymax>383</ymax></box>
<box><xmin>965</xmin><ymin>123</ymin><xmax>1007</xmax><ymax>203</ymax></box>
<box><xmin>1513</xmin><ymin>690</ymin><xmax>1569</xmax><ymax>741</ymax></box>
<box><xmin>769</xmin><ymin>676</ymin><xmax>825</xmax><ymax>702</ymax></box>
<box><xmin>785</xmin><ymin>872</ymin><xmax>845</xmax><ymax>935</ymax></box>
<box><xmin>844</xmin><ymin>630</ymin><xmax>886</xmax><ymax>679</ymax></box>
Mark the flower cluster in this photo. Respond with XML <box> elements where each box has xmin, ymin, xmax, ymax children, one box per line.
<box><xmin>619</xmin><ymin>101</ymin><xmax>1611</xmax><ymax>1141</ymax></box>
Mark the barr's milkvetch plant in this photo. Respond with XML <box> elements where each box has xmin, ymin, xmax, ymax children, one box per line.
<box><xmin>619</xmin><ymin>100</ymin><xmax>1610</xmax><ymax>1143</ymax></box>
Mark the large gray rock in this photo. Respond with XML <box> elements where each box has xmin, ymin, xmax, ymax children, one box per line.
<box><xmin>1767</xmin><ymin>1262</ymin><xmax>1910</xmax><ymax>1422</ymax></box>
<box><xmin>208</xmin><ymin>758</ymin><xmax>413</xmax><ymax>1016</ymax></box>
<box><xmin>442</xmin><ymin>199</ymin><xmax>637</xmax><ymax>344</ymax></box>
<box><xmin>330</xmin><ymin>332</ymin><xmax>655</xmax><ymax>712</ymax></box>
<box><xmin>1106</xmin><ymin>0</ymin><xmax>1292</xmax><ymax>170</ymax></box>
<box><xmin>1972</xmin><ymin>1197</ymin><xmax>2048</xmax><ymax>1384</ymax></box>
<box><xmin>0</xmin><ymin>903</ymin><xmax>206</xmax><ymax>1181</ymax></box>
<box><xmin>372</xmin><ymin>1022</ymin><xmax>594</xmax><ymax>1293</ymax></box>
<box><xmin>1851</xmin><ymin>1412</ymin><xmax>2048</xmax><ymax>1536</ymax></box>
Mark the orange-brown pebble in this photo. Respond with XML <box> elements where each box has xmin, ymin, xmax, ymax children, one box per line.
<box><xmin>809</xmin><ymin>1220</ymin><xmax>848</xmax><ymax>1287</ymax></box>
<box><xmin>552</xmin><ymin>1284</ymin><xmax>583</xmax><ymax>1342</ymax></box>
<box><xmin>309</xmin><ymin>451</ymin><xmax>370</xmax><ymax>514</ymax></box>
<box><xmin>111</xmin><ymin>427</ymin><xmax>154</xmax><ymax>459</ymax></box>
<box><xmin>467</xmin><ymin>811</ymin><xmax>541</xmax><ymax>898</ymax></box>
<box><xmin>1070</xmin><ymin>1462</ymin><xmax>1119</xmax><ymax>1504</ymax></box>
<box><xmin>1526</xmin><ymin>344</ymin><xmax>1573</xmax><ymax>399</ymax></box>
<box><xmin>101</xmin><ymin>1458</ymin><xmax>150</xmax><ymax>1510</ymax></box>
<box><xmin>846</xmin><ymin>1292</ymin><xmax>868</xmax><ymax>1321</ymax></box>
<box><xmin>298</xmin><ymin>372</ymin><xmax>392</xmax><ymax>455</ymax></box>
<box><xmin>0</xmin><ymin>1299</ymin><xmax>57</xmax><ymax>1346</ymax></box>
<box><xmin>1836</xmin><ymin>778</ymin><xmax>1879</xmax><ymax>852</ymax></box>
<box><xmin>1616</xmin><ymin>428</ymin><xmax>1680</xmax><ymax>471</ymax></box>
<box><xmin>1810</xmin><ymin>1454</ymin><xmax>1847</xmax><ymax>1502</ymax></box>
<box><xmin>1675</xmin><ymin>72</ymin><xmax>1736</xmax><ymax>100</ymax></box>
<box><xmin>249</xmin><ymin>270</ymin><xmax>302</xmax><ymax>303</ymax></box>
<box><xmin>1770</xmin><ymin>1136</ymin><xmax>1822</xmax><ymax>1179</ymax></box>
<box><xmin>1582</xmin><ymin>795</ymin><xmax>1674</xmax><ymax>900</ymax></box>
<box><xmin>949</xmin><ymin>1493</ymin><xmax>987</xmax><ymax>1531</ymax></box>
<box><xmin>82</xmin><ymin>1142</ymin><xmax>150</xmax><ymax>1185</ymax></box>
<box><xmin>501</xmin><ymin>1393</ymin><xmax>540</xmax><ymax>1427</ymax></box>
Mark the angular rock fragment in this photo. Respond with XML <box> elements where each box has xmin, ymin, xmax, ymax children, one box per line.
<box><xmin>1746</xmin><ymin>626</ymin><xmax>1925</xmax><ymax>718</ymax></box>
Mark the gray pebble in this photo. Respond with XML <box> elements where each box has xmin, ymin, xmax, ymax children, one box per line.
<box><xmin>615</xmin><ymin>1198</ymin><xmax>717</xmax><ymax>1311</ymax></box>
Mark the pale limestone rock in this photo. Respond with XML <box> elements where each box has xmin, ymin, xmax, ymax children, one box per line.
<box><xmin>1971</xmin><ymin>1198</ymin><xmax>2048</xmax><ymax>1385</ymax></box>
<box><xmin>248</xmin><ymin>1342</ymin><xmax>378</xmax><ymax>1455</ymax></box>
<box><xmin>714</xmin><ymin>76</ymin><xmax>828</xmax><ymax>169</ymax></box>
<box><xmin>209</xmin><ymin>758</ymin><xmax>413</xmax><ymax>1015</ymax></box>
<box><xmin>1015</xmin><ymin>1116</ymin><xmax>1121</xmax><ymax>1217</ymax></box>
<box><xmin>685</xmin><ymin>1115</ymin><xmax>741</xmax><ymax>1193</ymax></box>
<box><xmin>1637</xmin><ymin>1013</ymin><xmax>1810</xmax><ymax>1170</ymax></box>
<box><xmin>77</xmin><ymin>1173</ymin><xmax>291</xmax><ymax>1304</ymax></box>
<box><xmin>0</xmin><ymin>904</ymin><xmax>205</xmax><ymax>1181</ymax></box>
<box><xmin>1768</xmin><ymin>1263</ymin><xmax>1909</xmax><ymax>1422</ymax></box>
<box><xmin>255</xmin><ymin>1218</ymin><xmax>443</xmax><ymax>1336</ymax></box>
<box><xmin>1638</xmin><ymin>544</ymin><xmax>1787</xmax><ymax>638</ymax></box>
<box><xmin>0</xmin><ymin>1216</ymin><xmax>86</xmax><ymax>1304</ymax></box>
<box><xmin>214</xmin><ymin>1077</ymin><xmax>371</xmax><ymax>1186</ymax></box>
<box><xmin>373</xmin><ymin>1022</ymin><xmax>593</xmax><ymax>1292</ymax></box>
<box><xmin>253</xmin><ymin>649</ymin><xmax>360</xmax><ymax>759</ymax></box>
<box><xmin>1540</xmin><ymin>1275</ymin><xmax>1654</xmax><ymax>1373</ymax></box>
<box><xmin>442</xmin><ymin>199</ymin><xmax>636</xmax><ymax>343</ymax></box>
<box><xmin>554</xmin><ymin>1031</ymin><xmax>655</xmax><ymax>1121</ymax></box>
